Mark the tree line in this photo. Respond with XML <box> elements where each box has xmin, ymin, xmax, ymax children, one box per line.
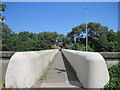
<box><xmin>1</xmin><ymin>22</ymin><xmax>120</xmax><ymax>52</ymax></box>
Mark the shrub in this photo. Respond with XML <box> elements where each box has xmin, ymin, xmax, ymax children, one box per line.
<box><xmin>104</xmin><ymin>63</ymin><xmax>120</xmax><ymax>89</ymax></box>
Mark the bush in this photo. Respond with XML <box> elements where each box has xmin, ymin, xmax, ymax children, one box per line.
<box><xmin>104</xmin><ymin>63</ymin><xmax>120</xmax><ymax>89</ymax></box>
<box><xmin>65</xmin><ymin>43</ymin><xmax>94</xmax><ymax>52</ymax></box>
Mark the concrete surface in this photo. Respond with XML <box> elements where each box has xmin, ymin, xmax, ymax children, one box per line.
<box><xmin>33</xmin><ymin>51</ymin><xmax>82</xmax><ymax>88</ymax></box>
<box><xmin>1</xmin><ymin>51</ymin><xmax>120</xmax><ymax>59</ymax></box>
<box><xmin>0</xmin><ymin>59</ymin><xmax>9</xmax><ymax>80</ymax></box>
<box><xmin>5</xmin><ymin>49</ymin><xmax>58</xmax><ymax>88</ymax></box>
<box><xmin>2</xmin><ymin>49</ymin><xmax>119</xmax><ymax>88</ymax></box>
<box><xmin>0</xmin><ymin>51</ymin><xmax>15</xmax><ymax>58</ymax></box>
<box><xmin>99</xmin><ymin>52</ymin><xmax>120</xmax><ymax>59</ymax></box>
<box><xmin>0</xmin><ymin>58</ymin><xmax>9</xmax><ymax>89</ymax></box>
<box><xmin>62</xmin><ymin>49</ymin><xmax>109</xmax><ymax>88</ymax></box>
<box><xmin>106</xmin><ymin>60</ymin><xmax>120</xmax><ymax>68</ymax></box>
<box><xmin>0</xmin><ymin>51</ymin><xmax>1</xmax><ymax>89</ymax></box>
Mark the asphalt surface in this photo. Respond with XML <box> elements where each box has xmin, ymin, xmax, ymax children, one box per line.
<box><xmin>33</xmin><ymin>51</ymin><xmax>82</xmax><ymax>88</ymax></box>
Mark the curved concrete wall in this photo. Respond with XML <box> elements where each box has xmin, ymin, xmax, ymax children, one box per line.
<box><xmin>62</xmin><ymin>49</ymin><xmax>109</xmax><ymax>88</ymax></box>
<box><xmin>5</xmin><ymin>49</ymin><xmax>58</xmax><ymax>88</ymax></box>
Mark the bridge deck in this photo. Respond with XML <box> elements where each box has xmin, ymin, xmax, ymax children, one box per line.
<box><xmin>32</xmin><ymin>51</ymin><xmax>82</xmax><ymax>88</ymax></box>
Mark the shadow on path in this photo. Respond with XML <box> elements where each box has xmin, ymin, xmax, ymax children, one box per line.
<box><xmin>55</xmin><ymin>68</ymin><xmax>66</xmax><ymax>73</ymax></box>
<box><xmin>60</xmin><ymin>51</ymin><xmax>83</xmax><ymax>88</ymax></box>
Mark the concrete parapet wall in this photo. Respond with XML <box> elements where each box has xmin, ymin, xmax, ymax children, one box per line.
<box><xmin>0</xmin><ymin>58</ymin><xmax>10</xmax><ymax>89</ymax></box>
<box><xmin>1</xmin><ymin>51</ymin><xmax>119</xmax><ymax>59</ymax></box>
<box><xmin>0</xmin><ymin>51</ymin><xmax>15</xmax><ymax>58</ymax></box>
<box><xmin>5</xmin><ymin>49</ymin><xmax>58</xmax><ymax>88</ymax></box>
<box><xmin>0</xmin><ymin>59</ymin><xmax>9</xmax><ymax>84</ymax></box>
<box><xmin>99</xmin><ymin>52</ymin><xmax>120</xmax><ymax>59</ymax></box>
<box><xmin>62</xmin><ymin>49</ymin><xmax>109</xmax><ymax>88</ymax></box>
<box><xmin>106</xmin><ymin>60</ymin><xmax>120</xmax><ymax>68</ymax></box>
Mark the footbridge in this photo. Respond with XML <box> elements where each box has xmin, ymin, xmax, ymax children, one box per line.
<box><xmin>4</xmin><ymin>49</ymin><xmax>109</xmax><ymax>88</ymax></box>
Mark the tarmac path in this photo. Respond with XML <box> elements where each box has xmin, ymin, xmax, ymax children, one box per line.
<box><xmin>33</xmin><ymin>51</ymin><xmax>83</xmax><ymax>88</ymax></box>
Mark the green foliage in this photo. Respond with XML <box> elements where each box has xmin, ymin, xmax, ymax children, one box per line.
<box><xmin>1</xmin><ymin>23</ymin><xmax>13</xmax><ymax>51</ymax></box>
<box><xmin>106</xmin><ymin>41</ymin><xmax>118</xmax><ymax>52</ymax></box>
<box><xmin>64</xmin><ymin>43</ymin><xmax>93</xmax><ymax>52</ymax></box>
<box><xmin>87</xmin><ymin>45</ymin><xmax>94</xmax><ymax>52</ymax></box>
<box><xmin>2</xmin><ymin>31</ymin><xmax>57</xmax><ymax>51</ymax></box>
<box><xmin>1</xmin><ymin>23</ymin><xmax>12</xmax><ymax>39</ymax></box>
<box><xmin>1</xmin><ymin>22</ymin><xmax>119</xmax><ymax>52</ymax></box>
<box><xmin>65</xmin><ymin>43</ymin><xmax>81</xmax><ymax>50</ymax></box>
<box><xmin>0</xmin><ymin>2</ymin><xmax>6</xmax><ymax>21</ymax></box>
<box><xmin>0</xmin><ymin>2</ymin><xmax>6</xmax><ymax>11</ymax></box>
<box><xmin>65</xmin><ymin>22</ymin><xmax>119</xmax><ymax>52</ymax></box>
<box><xmin>107</xmin><ymin>29</ymin><xmax>118</xmax><ymax>42</ymax></box>
<box><xmin>56</xmin><ymin>34</ymin><xmax>65</xmax><ymax>43</ymax></box>
<box><xmin>117</xmin><ymin>31</ymin><xmax>120</xmax><ymax>51</ymax></box>
<box><xmin>1</xmin><ymin>23</ymin><xmax>65</xmax><ymax>51</ymax></box>
<box><xmin>37</xmin><ymin>32</ymin><xmax>58</xmax><ymax>44</ymax></box>
<box><xmin>104</xmin><ymin>63</ymin><xmax>120</xmax><ymax>89</ymax></box>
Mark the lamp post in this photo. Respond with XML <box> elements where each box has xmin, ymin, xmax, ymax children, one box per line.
<box><xmin>84</xmin><ymin>6</ymin><xmax>89</xmax><ymax>51</ymax></box>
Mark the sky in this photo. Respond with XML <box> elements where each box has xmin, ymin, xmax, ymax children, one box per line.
<box><xmin>1</xmin><ymin>0</ymin><xmax>120</xmax><ymax>2</ymax></box>
<box><xmin>3</xmin><ymin>2</ymin><xmax>118</xmax><ymax>35</ymax></box>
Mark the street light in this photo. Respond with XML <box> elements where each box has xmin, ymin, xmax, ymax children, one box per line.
<box><xmin>84</xmin><ymin>6</ymin><xmax>89</xmax><ymax>51</ymax></box>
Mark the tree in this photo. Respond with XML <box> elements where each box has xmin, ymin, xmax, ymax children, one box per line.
<box><xmin>117</xmin><ymin>31</ymin><xmax>120</xmax><ymax>51</ymax></box>
<box><xmin>0</xmin><ymin>2</ymin><xmax>7</xmax><ymax>50</ymax></box>
<box><xmin>65</xmin><ymin>22</ymin><xmax>110</xmax><ymax>51</ymax></box>
<box><xmin>106</xmin><ymin>41</ymin><xmax>118</xmax><ymax>52</ymax></box>
<box><xmin>1</xmin><ymin>21</ymin><xmax>119</xmax><ymax>52</ymax></box>
<box><xmin>56</xmin><ymin>34</ymin><xmax>65</xmax><ymax>43</ymax></box>
<box><xmin>37</xmin><ymin>32</ymin><xmax>58</xmax><ymax>44</ymax></box>
<box><xmin>107</xmin><ymin>29</ymin><xmax>117</xmax><ymax>42</ymax></box>
<box><xmin>1</xmin><ymin>23</ymin><xmax>13</xmax><ymax>51</ymax></box>
<box><xmin>0</xmin><ymin>2</ymin><xmax>6</xmax><ymax>11</ymax></box>
<box><xmin>0</xmin><ymin>2</ymin><xmax>6</xmax><ymax>21</ymax></box>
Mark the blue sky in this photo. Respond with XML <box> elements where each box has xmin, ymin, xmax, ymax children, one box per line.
<box><xmin>3</xmin><ymin>2</ymin><xmax>118</xmax><ymax>35</ymax></box>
